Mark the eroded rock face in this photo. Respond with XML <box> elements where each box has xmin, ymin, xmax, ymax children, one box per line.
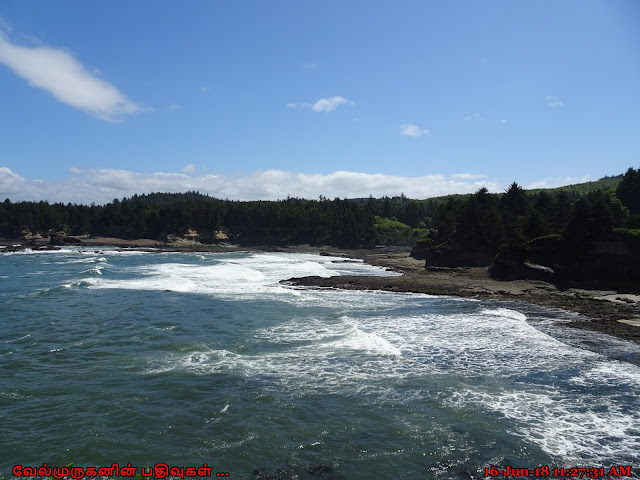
<box><xmin>21</xmin><ymin>228</ymin><xmax>44</xmax><ymax>242</ymax></box>
<box><xmin>165</xmin><ymin>229</ymin><xmax>229</xmax><ymax>245</ymax></box>
<box><xmin>49</xmin><ymin>232</ymin><xmax>82</xmax><ymax>246</ymax></box>
<box><xmin>489</xmin><ymin>250</ymin><xmax>556</xmax><ymax>281</ymax></box>
<box><xmin>166</xmin><ymin>229</ymin><xmax>201</xmax><ymax>246</ymax></box>
<box><xmin>183</xmin><ymin>228</ymin><xmax>200</xmax><ymax>242</ymax></box>
<box><xmin>413</xmin><ymin>232</ymin><xmax>639</xmax><ymax>290</ymax></box>
<box><xmin>489</xmin><ymin>235</ymin><xmax>640</xmax><ymax>290</ymax></box>
<box><xmin>410</xmin><ymin>241</ymin><xmax>429</xmax><ymax>260</ymax></box>
<box><xmin>421</xmin><ymin>240</ymin><xmax>495</xmax><ymax>267</ymax></box>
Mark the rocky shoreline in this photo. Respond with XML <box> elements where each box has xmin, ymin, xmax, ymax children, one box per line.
<box><xmin>2</xmin><ymin>236</ymin><xmax>639</xmax><ymax>344</ymax></box>
<box><xmin>279</xmin><ymin>245</ymin><xmax>640</xmax><ymax>344</ymax></box>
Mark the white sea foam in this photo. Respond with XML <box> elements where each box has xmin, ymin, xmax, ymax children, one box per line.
<box><xmin>569</xmin><ymin>360</ymin><xmax>640</xmax><ymax>388</ymax></box>
<box><xmin>84</xmin><ymin>252</ymin><xmax>396</xmax><ymax>300</ymax></box>
<box><xmin>331</xmin><ymin>324</ymin><xmax>402</xmax><ymax>357</ymax></box>
<box><xmin>151</xmin><ymin>305</ymin><xmax>597</xmax><ymax>386</ymax></box>
<box><xmin>452</xmin><ymin>386</ymin><xmax>640</xmax><ymax>463</ymax></box>
<box><xmin>5</xmin><ymin>333</ymin><xmax>31</xmax><ymax>343</ymax></box>
<box><xmin>17</xmin><ymin>249</ymin><xmax>639</xmax><ymax>466</ymax></box>
<box><xmin>62</xmin><ymin>254</ymin><xmax>108</xmax><ymax>262</ymax></box>
<box><xmin>81</xmin><ymin>265</ymin><xmax>104</xmax><ymax>275</ymax></box>
<box><xmin>8</xmin><ymin>248</ymin><xmax>34</xmax><ymax>255</ymax></box>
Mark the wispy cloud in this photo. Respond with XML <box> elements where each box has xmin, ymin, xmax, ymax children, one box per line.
<box><xmin>526</xmin><ymin>175</ymin><xmax>590</xmax><ymax>189</ymax></box>
<box><xmin>287</xmin><ymin>102</ymin><xmax>311</xmax><ymax>109</ymax></box>
<box><xmin>168</xmin><ymin>104</ymin><xmax>183</xmax><ymax>111</ymax></box>
<box><xmin>0</xmin><ymin>31</ymin><xmax>148</xmax><ymax>121</ymax></box>
<box><xmin>464</xmin><ymin>113</ymin><xmax>483</xmax><ymax>121</ymax></box>
<box><xmin>546</xmin><ymin>96</ymin><xmax>564</xmax><ymax>108</ymax></box>
<box><xmin>0</xmin><ymin>167</ymin><xmax>503</xmax><ymax>204</ymax></box>
<box><xmin>182</xmin><ymin>164</ymin><xmax>196</xmax><ymax>174</ymax></box>
<box><xmin>312</xmin><ymin>96</ymin><xmax>353</xmax><ymax>112</ymax></box>
<box><xmin>450</xmin><ymin>173</ymin><xmax>488</xmax><ymax>180</ymax></box>
<box><xmin>0</xmin><ymin>16</ymin><xmax>11</xmax><ymax>33</ymax></box>
<box><xmin>288</xmin><ymin>96</ymin><xmax>354</xmax><ymax>112</ymax></box>
<box><xmin>500</xmin><ymin>119</ymin><xmax>508</xmax><ymax>125</ymax></box>
<box><xmin>400</xmin><ymin>124</ymin><xmax>429</xmax><ymax>137</ymax></box>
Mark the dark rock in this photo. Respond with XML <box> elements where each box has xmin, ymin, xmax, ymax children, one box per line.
<box><xmin>49</xmin><ymin>233</ymin><xmax>83</xmax><ymax>246</ymax></box>
<box><xmin>409</xmin><ymin>240</ymin><xmax>429</xmax><ymax>260</ymax></box>
<box><xmin>490</xmin><ymin>250</ymin><xmax>556</xmax><ymax>281</ymax></box>
<box><xmin>526</xmin><ymin>233</ymin><xmax>640</xmax><ymax>290</ymax></box>
<box><xmin>424</xmin><ymin>240</ymin><xmax>495</xmax><ymax>267</ymax></box>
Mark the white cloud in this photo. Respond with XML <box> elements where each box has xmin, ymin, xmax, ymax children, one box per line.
<box><xmin>286</xmin><ymin>102</ymin><xmax>311</xmax><ymax>109</ymax></box>
<box><xmin>168</xmin><ymin>104</ymin><xmax>183</xmax><ymax>111</ymax></box>
<box><xmin>500</xmin><ymin>119</ymin><xmax>508</xmax><ymax>125</ymax></box>
<box><xmin>450</xmin><ymin>173</ymin><xmax>488</xmax><ymax>180</ymax></box>
<box><xmin>546</xmin><ymin>96</ymin><xmax>564</xmax><ymax>108</ymax></box>
<box><xmin>0</xmin><ymin>166</ymin><xmax>504</xmax><ymax>204</ymax></box>
<box><xmin>182</xmin><ymin>163</ymin><xmax>196</xmax><ymax>173</ymax></box>
<box><xmin>312</xmin><ymin>96</ymin><xmax>353</xmax><ymax>112</ymax></box>
<box><xmin>464</xmin><ymin>113</ymin><xmax>483</xmax><ymax>121</ymax></box>
<box><xmin>289</xmin><ymin>96</ymin><xmax>354</xmax><ymax>112</ymax></box>
<box><xmin>400</xmin><ymin>124</ymin><xmax>430</xmax><ymax>137</ymax></box>
<box><xmin>0</xmin><ymin>31</ymin><xmax>147</xmax><ymax>121</ymax></box>
<box><xmin>526</xmin><ymin>175</ymin><xmax>590</xmax><ymax>190</ymax></box>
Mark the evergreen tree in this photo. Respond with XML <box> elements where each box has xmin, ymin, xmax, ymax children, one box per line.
<box><xmin>616</xmin><ymin>167</ymin><xmax>640</xmax><ymax>213</ymax></box>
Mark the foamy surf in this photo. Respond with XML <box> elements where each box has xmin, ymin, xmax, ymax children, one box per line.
<box><xmin>82</xmin><ymin>252</ymin><xmax>396</xmax><ymax>300</ymax></box>
<box><xmin>2</xmin><ymin>248</ymin><xmax>639</xmax><ymax>476</ymax></box>
<box><xmin>452</xmin><ymin>385</ymin><xmax>640</xmax><ymax>464</ymax></box>
<box><xmin>331</xmin><ymin>323</ymin><xmax>402</xmax><ymax>357</ymax></box>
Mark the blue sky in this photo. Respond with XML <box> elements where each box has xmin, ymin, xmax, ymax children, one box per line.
<box><xmin>1</xmin><ymin>1</ymin><xmax>639</xmax><ymax>203</ymax></box>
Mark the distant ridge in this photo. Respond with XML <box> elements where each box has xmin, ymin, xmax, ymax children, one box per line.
<box><xmin>527</xmin><ymin>174</ymin><xmax>623</xmax><ymax>195</ymax></box>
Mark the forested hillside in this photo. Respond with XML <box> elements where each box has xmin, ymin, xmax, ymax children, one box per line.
<box><xmin>1</xmin><ymin>169</ymin><xmax>638</xmax><ymax>256</ymax></box>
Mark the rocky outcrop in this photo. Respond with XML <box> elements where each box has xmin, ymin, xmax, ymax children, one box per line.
<box><xmin>49</xmin><ymin>232</ymin><xmax>83</xmax><ymax>246</ymax></box>
<box><xmin>489</xmin><ymin>249</ymin><xmax>556</xmax><ymax>281</ymax></box>
<box><xmin>20</xmin><ymin>228</ymin><xmax>44</xmax><ymax>242</ymax></box>
<box><xmin>182</xmin><ymin>228</ymin><xmax>199</xmax><ymax>243</ymax></box>
<box><xmin>410</xmin><ymin>240</ymin><xmax>429</xmax><ymax>260</ymax></box>
<box><xmin>413</xmin><ymin>231</ymin><xmax>639</xmax><ymax>291</ymax></box>
<box><xmin>419</xmin><ymin>240</ymin><xmax>495</xmax><ymax>267</ymax></box>
<box><xmin>199</xmin><ymin>229</ymin><xmax>229</xmax><ymax>244</ymax></box>
<box><xmin>490</xmin><ymin>233</ymin><xmax>640</xmax><ymax>290</ymax></box>
<box><xmin>166</xmin><ymin>229</ymin><xmax>203</xmax><ymax>246</ymax></box>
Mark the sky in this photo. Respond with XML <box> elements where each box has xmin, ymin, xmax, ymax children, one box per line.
<box><xmin>1</xmin><ymin>0</ymin><xmax>639</xmax><ymax>204</ymax></box>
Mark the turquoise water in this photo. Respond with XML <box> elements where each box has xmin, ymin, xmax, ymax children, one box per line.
<box><xmin>1</xmin><ymin>248</ymin><xmax>639</xmax><ymax>479</ymax></box>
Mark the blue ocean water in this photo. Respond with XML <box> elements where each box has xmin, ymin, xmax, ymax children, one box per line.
<box><xmin>1</xmin><ymin>248</ymin><xmax>639</xmax><ymax>479</ymax></box>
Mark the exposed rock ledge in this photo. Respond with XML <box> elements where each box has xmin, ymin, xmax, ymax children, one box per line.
<box><xmin>280</xmin><ymin>246</ymin><xmax>640</xmax><ymax>345</ymax></box>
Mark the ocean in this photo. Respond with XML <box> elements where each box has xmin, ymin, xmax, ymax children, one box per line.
<box><xmin>1</xmin><ymin>248</ymin><xmax>639</xmax><ymax>479</ymax></box>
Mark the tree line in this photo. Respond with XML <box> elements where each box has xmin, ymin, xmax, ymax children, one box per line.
<box><xmin>1</xmin><ymin>168</ymin><xmax>638</xmax><ymax>250</ymax></box>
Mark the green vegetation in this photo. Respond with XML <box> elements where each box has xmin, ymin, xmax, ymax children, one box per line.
<box><xmin>373</xmin><ymin>216</ymin><xmax>429</xmax><ymax>246</ymax></box>
<box><xmin>527</xmin><ymin>174</ymin><xmax>623</xmax><ymax>196</ymax></box>
<box><xmin>1</xmin><ymin>169</ymin><xmax>639</xmax><ymax>257</ymax></box>
<box><xmin>417</xmin><ymin>167</ymin><xmax>640</xmax><ymax>287</ymax></box>
<box><xmin>422</xmin><ymin>169</ymin><xmax>639</xmax><ymax>252</ymax></box>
